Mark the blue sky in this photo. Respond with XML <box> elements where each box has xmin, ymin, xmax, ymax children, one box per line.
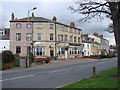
<box><xmin>1</xmin><ymin>1</ymin><xmax>115</xmax><ymax>45</ymax></box>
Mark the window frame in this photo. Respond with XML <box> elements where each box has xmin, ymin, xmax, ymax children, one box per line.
<box><xmin>16</xmin><ymin>46</ymin><xmax>21</xmax><ymax>54</ymax></box>
<box><xmin>16</xmin><ymin>33</ymin><xmax>21</xmax><ymax>41</ymax></box>
<box><xmin>16</xmin><ymin>23</ymin><xmax>21</xmax><ymax>28</ymax></box>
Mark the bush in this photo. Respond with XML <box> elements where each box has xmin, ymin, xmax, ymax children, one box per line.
<box><xmin>2</xmin><ymin>50</ymin><xmax>15</xmax><ymax>64</ymax></box>
<box><xmin>29</xmin><ymin>52</ymin><xmax>35</xmax><ymax>63</ymax></box>
<box><xmin>13</xmin><ymin>54</ymin><xmax>20</xmax><ymax>67</ymax></box>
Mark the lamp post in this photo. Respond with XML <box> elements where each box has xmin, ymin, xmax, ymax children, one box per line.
<box><xmin>27</xmin><ymin>7</ymin><xmax>37</xmax><ymax>68</ymax></box>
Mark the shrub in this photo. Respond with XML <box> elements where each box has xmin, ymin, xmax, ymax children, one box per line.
<box><xmin>2</xmin><ymin>50</ymin><xmax>15</xmax><ymax>64</ymax></box>
<box><xmin>13</xmin><ymin>54</ymin><xmax>20</xmax><ymax>67</ymax></box>
<box><xmin>29</xmin><ymin>52</ymin><xmax>35</xmax><ymax>63</ymax></box>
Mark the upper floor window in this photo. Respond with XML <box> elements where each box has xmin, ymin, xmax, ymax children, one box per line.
<box><xmin>26</xmin><ymin>24</ymin><xmax>32</xmax><ymax>28</ymax></box>
<box><xmin>70</xmin><ymin>36</ymin><xmax>73</xmax><ymax>43</ymax></box>
<box><xmin>59</xmin><ymin>35</ymin><xmax>64</xmax><ymax>41</ymax></box>
<box><xmin>16</xmin><ymin>23</ymin><xmax>21</xmax><ymax>28</ymax></box>
<box><xmin>65</xmin><ymin>35</ymin><xmax>68</xmax><ymax>42</ymax></box>
<box><xmin>78</xmin><ymin>30</ymin><xmax>81</xmax><ymax>34</ymax></box>
<box><xmin>74</xmin><ymin>29</ymin><xmax>77</xmax><ymax>34</ymax></box>
<box><xmin>26</xmin><ymin>33</ymin><xmax>31</xmax><ymax>41</ymax></box>
<box><xmin>65</xmin><ymin>27</ymin><xmax>68</xmax><ymax>32</ymax></box>
<box><xmin>70</xmin><ymin>28</ymin><xmax>73</xmax><ymax>33</ymax></box>
<box><xmin>16</xmin><ymin>33</ymin><xmax>21</xmax><ymax>41</ymax></box>
<box><xmin>50</xmin><ymin>34</ymin><xmax>54</xmax><ymax>40</ymax></box>
<box><xmin>49</xmin><ymin>24</ymin><xmax>54</xmax><ymax>29</ymax></box>
<box><xmin>74</xmin><ymin>37</ymin><xmax>77</xmax><ymax>43</ymax></box>
<box><xmin>37</xmin><ymin>33</ymin><xmax>42</xmax><ymax>40</ymax></box>
<box><xmin>78</xmin><ymin>37</ymin><xmax>81</xmax><ymax>43</ymax></box>
<box><xmin>36</xmin><ymin>24</ymin><xmax>42</xmax><ymax>29</ymax></box>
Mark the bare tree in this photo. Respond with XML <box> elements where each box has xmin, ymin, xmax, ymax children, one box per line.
<box><xmin>69</xmin><ymin>0</ymin><xmax>120</xmax><ymax>80</ymax></box>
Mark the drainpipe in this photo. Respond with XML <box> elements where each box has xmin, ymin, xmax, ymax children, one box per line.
<box><xmin>55</xmin><ymin>23</ymin><xmax>57</xmax><ymax>58</ymax></box>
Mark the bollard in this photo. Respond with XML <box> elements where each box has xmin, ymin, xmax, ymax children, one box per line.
<box><xmin>93</xmin><ymin>67</ymin><xmax>96</xmax><ymax>77</ymax></box>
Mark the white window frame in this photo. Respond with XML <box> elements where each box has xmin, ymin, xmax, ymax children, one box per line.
<box><xmin>58</xmin><ymin>47</ymin><xmax>65</xmax><ymax>55</ymax></box>
<box><xmin>34</xmin><ymin>47</ymin><xmax>45</xmax><ymax>56</ymax></box>
<box><xmin>49</xmin><ymin>24</ymin><xmax>54</xmax><ymax>29</ymax></box>
<box><xmin>16</xmin><ymin>33</ymin><xmax>21</xmax><ymax>41</ymax></box>
<box><xmin>26</xmin><ymin>33</ymin><xmax>31</xmax><ymax>41</ymax></box>
<box><xmin>16</xmin><ymin>23</ymin><xmax>21</xmax><ymax>28</ymax></box>
<box><xmin>26</xmin><ymin>24</ymin><xmax>32</xmax><ymax>28</ymax></box>
<box><xmin>36</xmin><ymin>24</ymin><xmax>42</xmax><ymax>29</ymax></box>
<box><xmin>50</xmin><ymin>33</ymin><xmax>54</xmax><ymax>40</ymax></box>
<box><xmin>37</xmin><ymin>33</ymin><xmax>42</xmax><ymax>40</ymax></box>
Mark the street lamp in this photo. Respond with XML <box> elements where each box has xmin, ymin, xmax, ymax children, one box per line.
<box><xmin>27</xmin><ymin>7</ymin><xmax>37</xmax><ymax>68</ymax></box>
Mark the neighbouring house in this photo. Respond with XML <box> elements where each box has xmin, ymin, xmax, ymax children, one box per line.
<box><xmin>82</xmin><ymin>34</ymin><xmax>101</xmax><ymax>56</ymax></box>
<box><xmin>0</xmin><ymin>28</ymin><xmax>10</xmax><ymax>53</ymax></box>
<box><xmin>10</xmin><ymin>13</ymin><xmax>83</xmax><ymax>59</ymax></box>
<box><xmin>88</xmin><ymin>32</ymin><xmax>109</xmax><ymax>55</ymax></box>
<box><xmin>109</xmin><ymin>45</ymin><xmax>117</xmax><ymax>55</ymax></box>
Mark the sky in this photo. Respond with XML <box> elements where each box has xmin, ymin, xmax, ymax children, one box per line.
<box><xmin>0</xmin><ymin>0</ymin><xmax>116</xmax><ymax>45</ymax></box>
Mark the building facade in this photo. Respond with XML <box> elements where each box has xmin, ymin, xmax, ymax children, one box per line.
<box><xmin>10</xmin><ymin>13</ymin><xmax>83</xmax><ymax>59</ymax></box>
<box><xmin>82</xmin><ymin>34</ymin><xmax>101</xmax><ymax>56</ymax></box>
<box><xmin>88</xmin><ymin>32</ymin><xmax>109</xmax><ymax>55</ymax></box>
<box><xmin>0</xmin><ymin>28</ymin><xmax>10</xmax><ymax>53</ymax></box>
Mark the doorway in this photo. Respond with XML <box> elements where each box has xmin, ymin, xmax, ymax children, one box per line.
<box><xmin>50</xmin><ymin>50</ymin><xmax>54</xmax><ymax>58</ymax></box>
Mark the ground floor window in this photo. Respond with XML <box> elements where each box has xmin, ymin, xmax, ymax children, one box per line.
<box><xmin>78</xmin><ymin>48</ymin><xmax>82</xmax><ymax>55</ymax></box>
<box><xmin>58</xmin><ymin>47</ymin><xmax>65</xmax><ymax>55</ymax></box>
<box><xmin>34</xmin><ymin>47</ymin><xmax>45</xmax><ymax>56</ymax></box>
<box><xmin>16</xmin><ymin>46</ymin><xmax>21</xmax><ymax>54</ymax></box>
<box><xmin>70</xmin><ymin>48</ymin><xmax>74</xmax><ymax>55</ymax></box>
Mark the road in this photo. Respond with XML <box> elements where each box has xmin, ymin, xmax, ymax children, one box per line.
<box><xmin>2</xmin><ymin>58</ymin><xmax>117</xmax><ymax>89</ymax></box>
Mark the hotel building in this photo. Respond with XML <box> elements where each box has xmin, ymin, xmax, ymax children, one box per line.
<box><xmin>10</xmin><ymin>13</ymin><xmax>83</xmax><ymax>59</ymax></box>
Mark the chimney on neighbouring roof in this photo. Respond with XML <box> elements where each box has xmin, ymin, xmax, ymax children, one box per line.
<box><xmin>70</xmin><ymin>22</ymin><xmax>75</xmax><ymax>27</ymax></box>
<box><xmin>11</xmin><ymin>13</ymin><xmax>15</xmax><ymax>20</ymax></box>
<box><xmin>32</xmin><ymin>12</ymin><xmax>35</xmax><ymax>17</ymax></box>
<box><xmin>84</xmin><ymin>34</ymin><xmax>88</xmax><ymax>37</ymax></box>
<box><xmin>52</xmin><ymin>16</ymin><xmax>57</xmax><ymax>21</ymax></box>
<box><xmin>99</xmin><ymin>35</ymin><xmax>103</xmax><ymax>38</ymax></box>
<box><xmin>93</xmin><ymin>32</ymin><xmax>99</xmax><ymax>37</ymax></box>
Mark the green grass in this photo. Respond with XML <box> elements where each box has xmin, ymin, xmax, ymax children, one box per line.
<box><xmin>59</xmin><ymin>67</ymin><xmax>118</xmax><ymax>89</ymax></box>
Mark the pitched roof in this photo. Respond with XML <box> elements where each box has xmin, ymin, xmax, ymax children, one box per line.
<box><xmin>10</xmin><ymin>17</ymin><xmax>81</xmax><ymax>30</ymax></box>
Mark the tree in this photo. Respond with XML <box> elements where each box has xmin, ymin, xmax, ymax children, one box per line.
<box><xmin>69</xmin><ymin>0</ymin><xmax>120</xmax><ymax>80</ymax></box>
<box><xmin>2</xmin><ymin>50</ymin><xmax>15</xmax><ymax>64</ymax></box>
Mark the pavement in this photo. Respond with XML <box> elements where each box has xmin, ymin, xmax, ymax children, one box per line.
<box><xmin>1</xmin><ymin>57</ymin><xmax>117</xmax><ymax>88</ymax></box>
<box><xmin>1</xmin><ymin>58</ymin><xmax>104</xmax><ymax>74</ymax></box>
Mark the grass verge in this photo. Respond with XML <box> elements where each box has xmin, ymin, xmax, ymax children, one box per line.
<box><xmin>58</xmin><ymin>67</ymin><xmax>118</xmax><ymax>89</ymax></box>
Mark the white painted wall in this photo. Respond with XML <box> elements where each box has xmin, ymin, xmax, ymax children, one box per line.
<box><xmin>88</xmin><ymin>35</ymin><xmax>101</xmax><ymax>43</ymax></box>
<box><xmin>83</xmin><ymin>43</ymin><xmax>91</xmax><ymax>56</ymax></box>
<box><xmin>0</xmin><ymin>40</ymin><xmax>10</xmax><ymax>53</ymax></box>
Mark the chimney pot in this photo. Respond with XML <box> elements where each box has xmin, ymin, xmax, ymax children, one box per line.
<box><xmin>52</xmin><ymin>16</ymin><xmax>57</xmax><ymax>21</ymax></box>
<box><xmin>70</xmin><ymin>22</ymin><xmax>75</xmax><ymax>27</ymax></box>
<box><xmin>11</xmin><ymin>13</ymin><xmax>15</xmax><ymax>20</ymax></box>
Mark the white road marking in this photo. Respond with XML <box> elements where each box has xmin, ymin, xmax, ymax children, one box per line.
<box><xmin>1</xmin><ymin>75</ymin><xmax>34</xmax><ymax>82</ymax></box>
<box><xmin>49</xmin><ymin>68</ymin><xmax>72</xmax><ymax>73</ymax></box>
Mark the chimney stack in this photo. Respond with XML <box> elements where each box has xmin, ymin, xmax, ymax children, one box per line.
<box><xmin>52</xmin><ymin>16</ymin><xmax>57</xmax><ymax>22</ymax></box>
<box><xmin>70</xmin><ymin>22</ymin><xmax>75</xmax><ymax>27</ymax></box>
<box><xmin>99</xmin><ymin>35</ymin><xmax>103</xmax><ymax>38</ymax></box>
<box><xmin>93</xmin><ymin>32</ymin><xmax>99</xmax><ymax>37</ymax></box>
<box><xmin>32</xmin><ymin>12</ymin><xmax>35</xmax><ymax>17</ymax></box>
<box><xmin>11</xmin><ymin>13</ymin><xmax>15</xmax><ymax>20</ymax></box>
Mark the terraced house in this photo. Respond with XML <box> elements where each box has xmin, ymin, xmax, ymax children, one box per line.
<box><xmin>82</xmin><ymin>34</ymin><xmax>101</xmax><ymax>56</ymax></box>
<box><xmin>10</xmin><ymin>13</ymin><xmax>83</xmax><ymax>59</ymax></box>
